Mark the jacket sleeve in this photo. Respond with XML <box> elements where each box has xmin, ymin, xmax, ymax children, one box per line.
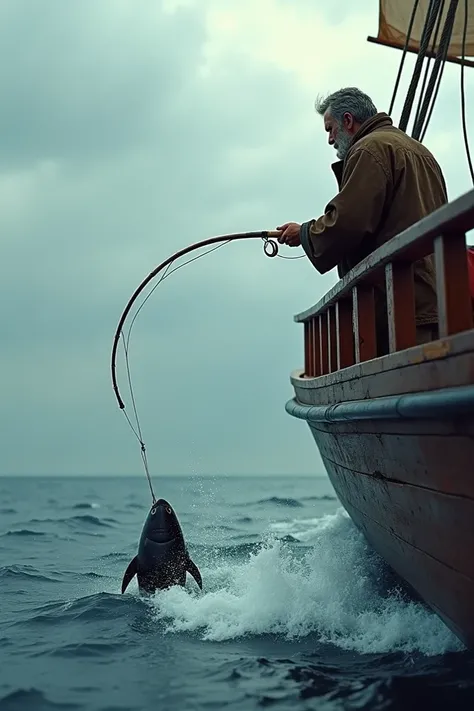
<box><xmin>300</xmin><ymin>147</ymin><xmax>390</xmax><ymax>274</ymax></box>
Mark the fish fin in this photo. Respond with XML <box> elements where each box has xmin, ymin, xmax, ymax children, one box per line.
<box><xmin>121</xmin><ymin>556</ymin><xmax>138</xmax><ymax>594</ymax></box>
<box><xmin>186</xmin><ymin>557</ymin><xmax>202</xmax><ymax>589</ymax></box>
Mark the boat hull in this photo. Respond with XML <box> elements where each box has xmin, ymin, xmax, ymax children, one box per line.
<box><xmin>286</xmin><ymin>385</ymin><xmax>474</xmax><ymax>648</ymax></box>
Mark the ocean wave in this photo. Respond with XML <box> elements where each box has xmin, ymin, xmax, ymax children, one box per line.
<box><xmin>99</xmin><ymin>551</ymin><xmax>131</xmax><ymax>562</ymax></box>
<box><xmin>0</xmin><ymin>688</ymin><xmax>77</xmax><ymax>710</ymax></box>
<box><xmin>300</xmin><ymin>495</ymin><xmax>337</xmax><ymax>502</ymax></box>
<box><xmin>232</xmin><ymin>495</ymin><xmax>336</xmax><ymax>508</ymax></box>
<box><xmin>255</xmin><ymin>497</ymin><xmax>304</xmax><ymax>507</ymax></box>
<box><xmin>0</xmin><ymin>565</ymin><xmax>61</xmax><ymax>584</ymax></box>
<box><xmin>31</xmin><ymin>640</ymin><xmax>124</xmax><ymax>659</ymax></box>
<box><xmin>2</xmin><ymin>529</ymin><xmax>47</xmax><ymax>538</ymax></box>
<box><xmin>13</xmin><ymin>592</ymin><xmax>137</xmax><ymax>629</ymax></box>
<box><xmin>28</xmin><ymin>515</ymin><xmax>117</xmax><ymax>528</ymax></box>
<box><xmin>62</xmin><ymin>514</ymin><xmax>117</xmax><ymax>527</ymax></box>
<box><xmin>143</xmin><ymin>509</ymin><xmax>464</xmax><ymax>656</ymax></box>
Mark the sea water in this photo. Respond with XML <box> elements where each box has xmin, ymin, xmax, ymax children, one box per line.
<box><xmin>0</xmin><ymin>475</ymin><xmax>472</xmax><ymax>710</ymax></box>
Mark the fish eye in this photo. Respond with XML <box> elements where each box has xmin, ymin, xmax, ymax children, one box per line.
<box><xmin>151</xmin><ymin>507</ymin><xmax>156</xmax><ymax>515</ymax></box>
<box><xmin>166</xmin><ymin>506</ymin><xmax>172</xmax><ymax>514</ymax></box>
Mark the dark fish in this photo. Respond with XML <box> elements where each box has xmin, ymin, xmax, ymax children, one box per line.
<box><xmin>121</xmin><ymin>498</ymin><xmax>202</xmax><ymax>594</ymax></box>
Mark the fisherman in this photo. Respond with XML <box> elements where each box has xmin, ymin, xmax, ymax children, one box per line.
<box><xmin>276</xmin><ymin>87</ymin><xmax>448</xmax><ymax>355</ymax></box>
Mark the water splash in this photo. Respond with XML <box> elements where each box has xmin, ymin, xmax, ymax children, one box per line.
<box><xmin>147</xmin><ymin>509</ymin><xmax>463</xmax><ymax>656</ymax></box>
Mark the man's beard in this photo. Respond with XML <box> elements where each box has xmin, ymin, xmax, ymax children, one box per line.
<box><xmin>334</xmin><ymin>126</ymin><xmax>352</xmax><ymax>159</ymax></box>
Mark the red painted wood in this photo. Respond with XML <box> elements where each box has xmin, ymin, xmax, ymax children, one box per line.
<box><xmin>335</xmin><ymin>299</ymin><xmax>354</xmax><ymax>369</ymax></box>
<box><xmin>434</xmin><ymin>233</ymin><xmax>473</xmax><ymax>337</ymax></box>
<box><xmin>312</xmin><ymin>317</ymin><xmax>321</xmax><ymax>377</ymax></box>
<box><xmin>352</xmin><ymin>285</ymin><xmax>377</xmax><ymax>362</ymax></box>
<box><xmin>309</xmin><ymin>319</ymin><xmax>316</xmax><ymax>377</ymax></box>
<box><xmin>385</xmin><ymin>262</ymin><xmax>416</xmax><ymax>352</ymax></box>
<box><xmin>319</xmin><ymin>314</ymin><xmax>329</xmax><ymax>375</ymax></box>
<box><xmin>327</xmin><ymin>307</ymin><xmax>337</xmax><ymax>373</ymax></box>
<box><xmin>304</xmin><ymin>321</ymin><xmax>311</xmax><ymax>376</ymax></box>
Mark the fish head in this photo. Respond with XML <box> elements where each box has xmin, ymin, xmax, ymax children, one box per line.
<box><xmin>142</xmin><ymin>498</ymin><xmax>183</xmax><ymax>544</ymax></box>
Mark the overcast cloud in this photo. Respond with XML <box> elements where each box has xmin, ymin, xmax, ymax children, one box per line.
<box><xmin>1</xmin><ymin>0</ymin><xmax>473</xmax><ymax>477</ymax></box>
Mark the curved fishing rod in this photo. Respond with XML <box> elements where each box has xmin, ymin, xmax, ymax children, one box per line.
<box><xmin>110</xmin><ymin>229</ymin><xmax>293</xmax><ymax>500</ymax></box>
<box><xmin>111</xmin><ymin>230</ymin><xmax>282</xmax><ymax>410</ymax></box>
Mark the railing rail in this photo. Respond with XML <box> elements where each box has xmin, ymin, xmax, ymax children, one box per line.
<box><xmin>295</xmin><ymin>188</ymin><xmax>474</xmax><ymax>378</ymax></box>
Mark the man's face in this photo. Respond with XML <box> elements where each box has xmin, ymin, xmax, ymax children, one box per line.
<box><xmin>323</xmin><ymin>110</ymin><xmax>353</xmax><ymax>160</ymax></box>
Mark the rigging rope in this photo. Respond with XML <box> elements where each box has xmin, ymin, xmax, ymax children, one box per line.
<box><xmin>460</xmin><ymin>0</ymin><xmax>474</xmax><ymax>184</ymax></box>
<box><xmin>412</xmin><ymin>0</ymin><xmax>459</xmax><ymax>140</ymax></box>
<box><xmin>411</xmin><ymin>0</ymin><xmax>446</xmax><ymax>133</ymax></box>
<box><xmin>398</xmin><ymin>0</ymin><xmax>443</xmax><ymax>133</ymax></box>
<box><xmin>387</xmin><ymin>0</ymin><xmax>472</xmax><ymax>184</ymax></box>
<box><xmin>110</xmin><ymin>230</ymin><xmax>301</xmax><ymax>500</ymax></box>
<box><xmin>388</xmin><ymin>0</ymin><xmax>421</xmax><ymax>116</ymax></box>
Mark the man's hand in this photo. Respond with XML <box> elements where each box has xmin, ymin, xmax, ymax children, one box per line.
<box><xmin>275</xmin><ymin>222</ymin><xmax>301</xmax><ymax>247</ymax></box>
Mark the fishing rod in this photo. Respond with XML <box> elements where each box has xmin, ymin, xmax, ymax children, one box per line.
<box><xmin>110</xmin><ymin>229</ymin><xmax>300</xmax><ymax>501</ymax></box>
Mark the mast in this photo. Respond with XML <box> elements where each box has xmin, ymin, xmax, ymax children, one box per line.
<box><xmin>368</xmin><ymin>0</ymin><xmax>474</xmax><ymax>184</ymax></box>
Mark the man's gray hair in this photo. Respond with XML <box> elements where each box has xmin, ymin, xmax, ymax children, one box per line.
<box><xmin>315</xmin><ymin>87</ymin><xmax>378</xmax><ymax>124</ymax></box>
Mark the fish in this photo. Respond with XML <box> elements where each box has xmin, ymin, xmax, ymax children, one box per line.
<box><xmin>121</xmin><ymin>498</ymin><xmax>202</xmax><ymax>595</ymax></box>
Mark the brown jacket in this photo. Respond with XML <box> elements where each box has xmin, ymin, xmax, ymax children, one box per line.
<box><xmin>300</xmin><ymin>112</ymin><xmax>448</xmax><ymax>335</ymax></box>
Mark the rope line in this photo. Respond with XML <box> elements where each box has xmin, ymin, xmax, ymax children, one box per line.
<box><xmin>110</xmin><ymin>231</ymin><xmax>298</xmax><ymax>500</ymax></box>
<box><xmin>460</xmin><ymin>0</ymin><xmax>474</xmax><ymax>184</ymax></box>
<box><xmin>398</xmin><ymin>0</ymin><xmax>443</xmax><ymax>133</ymax></box>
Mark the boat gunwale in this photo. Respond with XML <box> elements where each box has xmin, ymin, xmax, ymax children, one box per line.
<box><xmin>290</xmin><ymin>327</ymin><xmax>474</xmax><ymax>392</ymax></box>
<box><xmin>285</xmin><ymin>382</ymin><xmax>474</xmax><ymax>423</ymax></box>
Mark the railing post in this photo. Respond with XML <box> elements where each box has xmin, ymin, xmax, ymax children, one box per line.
<box><xmin>335</xmin><ymin>298</ymin><xmax>354</xmax><ymax>369</ymax></box>
<box><xmin>312</xmin><ymin>317</ymin><xmax>321</xmax><ymax>376</ymax></box>
<box><xmin>434</xmin><ymin>233</ymin><xmax>473</xmax><ymax>337</ymax></box>
<box><xmin>304</xmin><ymin>318</ymin><xmax>322</xmax><ymax>377</ymax></box>
<box><xmin>304</xmin><ymin>321</ymin><xmax>311</xmax><ymax>376</ymax></box>
<box><xmin>385</xmin><ymin>262</ymin><xmax>416</xmax><ymax>352</ymax></box>
<box><xmin>352</xmin><ymin>285</ymin><xmax>377</xmax><ymax>362</ymax></box>
<box><xmin>327</xmin><ymin>306</ymin><xmax>337</xmax><ymax>373</ymax></box>
<box><xmin>319</xmin><ymin>313</ymin><xmax>329</xmax><ymax>374</ymax></box>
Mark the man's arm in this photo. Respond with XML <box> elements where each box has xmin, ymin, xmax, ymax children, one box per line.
<box><xmin>300</xmin><ymin>147</ymin><xmax>391</xmax><ymax>274</ymax></box>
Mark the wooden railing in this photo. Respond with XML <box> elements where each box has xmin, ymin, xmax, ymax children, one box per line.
<box><xmin>295</xmin><ymin>188</ymin><xmax>474</xmax><ymax>378</ymax></box>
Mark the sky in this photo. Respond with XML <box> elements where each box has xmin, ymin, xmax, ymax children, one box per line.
<box><xmin>1</xmin><ymin>0</ymin><xmax>473</xmax><ymax>477</ymax></box>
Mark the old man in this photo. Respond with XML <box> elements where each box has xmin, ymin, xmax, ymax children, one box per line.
<box><xmin>277</xmin><ymin>87</ymin><xmax>447</xmax><ymax>354</ymax></box>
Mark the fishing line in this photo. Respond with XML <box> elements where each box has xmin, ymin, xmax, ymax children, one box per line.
<box><xmin>111</xmin><ymin>231</ymin><xmax>304</xmax><ymax>501</ymax></box>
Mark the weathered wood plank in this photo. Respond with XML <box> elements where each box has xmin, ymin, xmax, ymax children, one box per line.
<box><xmin>322</xmin><ymin>460</ymin><xmax>474</xmax><ymax>579</ymax></box>
<box><xmin>319</xmin><ymin>313</ymin><xmax>329</xmax><ymax>375</ymax></box>
<box><xmin>335</xmin><ymin>299</ymin><xmax>354</xmax><ymax>369</ymax></box>
<box><xmin>353</xmin><ymin>285</ymin><xmax>377</xmax><ymax>362</ymax></box>
<box><xmin>310</xmin><ymin>424</ymin><xmax>474</xmax><ymax>500</ymax></box>
<box><xmin>304</xmin><ymin>321</ymin><xmax>311</xmax><ymax>376</ymax></box>
<box><xmin>329</xmin><ymin>483</ymin><xmax>474</xmax><ymax>646</ymax></box>
<box><xmin>327</xmin><ymin>307</ymin><xmax>337</xmax><ymax>373</ymax></box>
<box><xmin>312</xmin><ymin>317</ymin><xmax>321</xmax><ymax>377</ymax></box>
<box><xmin>385</xmin><ymin>262</ymin><xmax>416</xmax><ymax>352</ymax></box>
<box><xmin>434</xmin><ymin>233</ymin><xmax>473</xmax><ymax>337</ymax></box>
<box><xmin>293</xmin><ymin>350</ymin><xmax>474</xmax><ymax>405</ymax></box>
<box><xmin>291</xmin><ymin>328</ymin><xmax>474</xmax><ymax>405</ymax></box>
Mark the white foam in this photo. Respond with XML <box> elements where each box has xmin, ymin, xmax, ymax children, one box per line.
<box><xmin>147</xmin><ymin>508</ymin><xmax>465</xmax><ymax>656</ymax></box>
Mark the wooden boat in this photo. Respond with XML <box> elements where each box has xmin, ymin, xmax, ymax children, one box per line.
<box><xmin>285</xmin><ymin>1</ymin><xmax>474</xmax><ymax>647</ymax></box>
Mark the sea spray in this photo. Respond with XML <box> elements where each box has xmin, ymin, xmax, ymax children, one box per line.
<box><xmin>148</xmin><ymin>509</ymin><xmax>463</xmax><ymax>656</ymax></box>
